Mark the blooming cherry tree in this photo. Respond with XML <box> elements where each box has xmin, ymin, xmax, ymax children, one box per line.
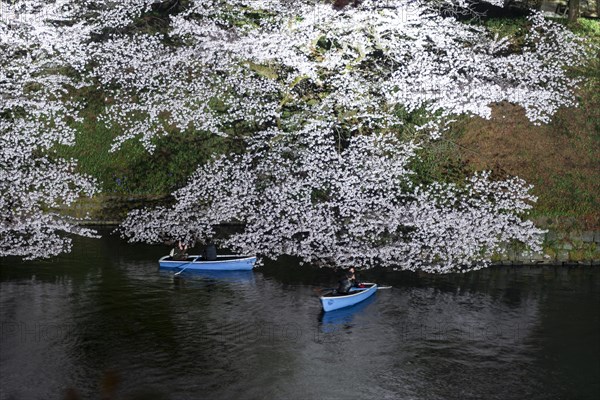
<box><xmin>2</xmin><ymin>0</ymin><xmax>586</xmax><ymax>268</ymax></box>
<box><xmin>1</xmin><ymin>1</ymin><xmax>98</xmax><ymax>259</ymax></box>
<box><xmin>116</xmin><ymin>0</ymin><xmax>571</xmax><ymax>271</ymax></box>
<box><xmin>88</xmin><ymin>0</ymin><xmax>587</xmax><ymax>150</ymax></box>
<box><xmin>121</xmin><ymin>121</ymin><xmax>545</xmax><ymax>272</ymax></box>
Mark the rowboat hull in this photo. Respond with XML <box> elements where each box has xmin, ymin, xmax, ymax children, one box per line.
<box><xmin>319</xmin><ymin>294</ymin><xmax>377</xmax><ymax>326</ymax></box>
<box><xmin>159</xmin><ymin>255</ymin><xmax>256</xmax><ymax>271</ymax></box>
<box><xmin>319</xmin><ymin>284</ymin><xmax>378</xmax><ymax>312</ymax></box>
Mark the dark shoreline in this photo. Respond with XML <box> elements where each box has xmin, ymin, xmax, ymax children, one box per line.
<box><xmin>79</xmin><ymin>221</ymin><xmax>600</xmax><ymax>265</ymax></box>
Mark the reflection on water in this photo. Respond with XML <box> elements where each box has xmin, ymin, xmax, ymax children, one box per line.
<box><xmin>1</xmin><ymin>233</ymin><xmax>599</xmax><ymax>400</ymax></box>
<box><xmin>163</xmin><ymin>270</ymin><xmax>256</xmax><ymax>286</ymax></box>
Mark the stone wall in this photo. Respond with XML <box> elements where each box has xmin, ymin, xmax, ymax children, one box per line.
<box><xmin>493</xmin><ymin>230</ymin><xmax>600</xmax><ymax>265</ymax></box>
<box><xmin>541</xmin><ymin>0</ymin><xmax>599</xmax><ymax>17</ymax></box>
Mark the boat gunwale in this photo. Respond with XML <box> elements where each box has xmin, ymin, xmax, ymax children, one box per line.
<box><xmin>159</xmin><ymin>255</ymin><xmax>256</xmax><ymax>264</ymax></box>
<box><xmin>320</xmin><ymin>284</ymin><xmax>377</xmax><ymax>300</ymax></box>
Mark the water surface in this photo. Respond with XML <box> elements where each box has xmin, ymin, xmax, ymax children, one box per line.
<box><xmin>1</xmin><ymin>233</ymin><xmax>599</xmax><ymax>399</ymax></box>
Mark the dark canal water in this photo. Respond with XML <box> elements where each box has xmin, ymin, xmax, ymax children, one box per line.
<box><xmin>1</xmin><ymin>233</ymin><xmax>599</xmax><ymax>400</ymax></box>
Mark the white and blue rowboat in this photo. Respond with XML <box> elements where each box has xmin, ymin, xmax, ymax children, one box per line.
<box><xmin>159</xmin><ymin>255</ymin><xmax>256</xmax><ymax>271</ymax></box>
<box><xmin>319</xmin><ymin>283</ymin><xmax>378</xmax><ymax>312</ymax></box>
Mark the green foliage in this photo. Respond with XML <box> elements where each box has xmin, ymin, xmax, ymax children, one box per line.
<box><xmin>571</xmin><ymin>18</ymin><xmax>600</xmax><ymax>39</ymax></box>
<box><xmin>483</xmin><ymin>17</ymin><xmax>530</xmax><ymax>42</ymax></box>
<box><xmin>54</xmin><ymin>86</ymin><xmax>239</xmax><ymax>195</ymax></box>
<box><xmin>468</xmin><ymin>16</ymin><xmax>530</xmax><ymax>53</ymax></box>
<box><xmin>393</xmin><ymin>105</ymin><xmax>431</xmax><ymax>128</ymax></box>
<box><xmin>549</xmin><ymin>16</ymin><xmax>600</xmax><ymax>40</ymax></box>
<box><xmin>244</xmin><ymin>61</ymin><xmax>279</xmax><ymax>80</ymax></box>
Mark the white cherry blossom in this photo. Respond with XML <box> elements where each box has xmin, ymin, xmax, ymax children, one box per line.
<box><xmin>2</xmin><ymin>1</ymin><xmax>583</xmax><ymax>267</ymax></box>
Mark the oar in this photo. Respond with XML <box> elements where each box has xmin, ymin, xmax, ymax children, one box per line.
<box><xmin>361</xmin><ymin>282</ymin><xmax>393</xmax><ymax>289</ymax></box>
<box><xmin>174</xmin><ymin>256</ymin><xmax>199</xmax><ymax>276</ymax></box>
<box><xmin>314</xmin><ymin>283</ymin><xmax>392</xmax><ymax>294</ymax></box>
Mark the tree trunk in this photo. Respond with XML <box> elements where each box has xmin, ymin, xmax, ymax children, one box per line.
<box><xmin>568</xmin><ymin>0</ymin><xmax>580</xmax><ymax>22</ymax></box>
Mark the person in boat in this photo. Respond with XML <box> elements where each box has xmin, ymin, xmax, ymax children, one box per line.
<box><xmin>202</xmin><ymin>241</ymin><xmax>217</xmax><ymax>261</ymax></box>
<box><xmin>337</xmin><ymin>267</ymin><xmax>360</xmax><ymax>294</ymax></box>
<box><xmin>170</xmin><ymin>241</ymin><xmax>188</xmax><ymax>261</ymax></box>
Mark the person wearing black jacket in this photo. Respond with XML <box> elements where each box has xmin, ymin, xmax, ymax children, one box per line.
<box><xmin>202</xmin><ymin>241</ymin><xmax>217</xmax><ymax>261</ymax></box>
<box><xmin>337</xmin><ymin>267</ymin><xmax>359</xmax><ymax>294</ymax></box>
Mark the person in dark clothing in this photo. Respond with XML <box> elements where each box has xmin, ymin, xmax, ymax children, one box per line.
<box><xmin>337</xmin><ymin>267</ymin><xmax>359</xmax><ymax>294</ymax></box>
<box><xmin>337</xmin><ymin>276</ymin><xmax>352</xmax><ymax>294</ymax></box>
<box><xmin>203</xmin><ymin>242</ymin><xmax>217</xmax><ymax>261</ymax></box>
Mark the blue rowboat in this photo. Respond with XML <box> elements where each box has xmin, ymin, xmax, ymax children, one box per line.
<box><xmin>319</xmin><ymin>294</ymin><xmax>376</xmax><ymax>326</ymax></box>
<box><xmin>159</xmin><ymin>255</ymin><xmax>256</xmax><ymax>271</ymax></box>
<box><xmin>319</xmin><ymin>283</ymin><xmax>378</xmax><ymax>312</ymax></box>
